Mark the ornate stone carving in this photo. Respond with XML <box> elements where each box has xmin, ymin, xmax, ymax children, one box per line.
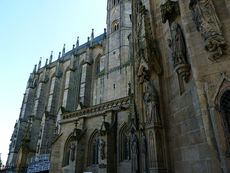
<box><xmin>100</xmin><ymin>139</ymin><xmax>105</xmax><ymax>160</ymax></box>
<box><xmin>189</xmin><ymin>0</ymin><xmax>227</xmax><ymax>61</ymax></box>
<box><xmin>136</xmin><ymin>1</ymin><xmax>161</xmax><ymax>80</ymax></box>
<box><xmin>72</xmin><ymin>120</ymin><xmax>86</xmax><ymax>141</ymax></box>
<box><xmin>160</xmin><ymin>0</ymin><xmax>180</xmax><ymax>23</ymax></box>
<box><xmin>143</xmin><ymin>80</ymin><xmax>160</xmax><ymax>124</ymax></box>
<box><xmin>130</xmin><ymin>129</ymin><xmax>138</xmax><ymax>173</ymax></box>
<box><xmin>169</xmin><ymin>22</ymin><xmax>190</xmax><ymax>83</ymax></box>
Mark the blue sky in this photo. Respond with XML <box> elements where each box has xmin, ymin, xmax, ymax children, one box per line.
<box><xmin>0</xmin><ymin>0</ymin><xmax>107</xmax><ymax>165</ymax></box>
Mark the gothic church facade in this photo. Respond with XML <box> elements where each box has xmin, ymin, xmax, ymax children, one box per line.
<box><xmin>6</xmin><ymin>0</ymin><xmax>230</xmax><ymax>173</ymax></box>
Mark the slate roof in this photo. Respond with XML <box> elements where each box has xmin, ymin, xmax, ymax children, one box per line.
<box><xmin>65</xmin><ymin>33</ymin><xmax>105</xmax><ymax>56</ymax></box>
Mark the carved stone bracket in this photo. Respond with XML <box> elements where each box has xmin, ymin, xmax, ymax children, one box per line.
<box><xmin>99</xmin><ymin>121</ymin><xmax>111</xmax><ymax>136</ymax></box>
<box><xmin>189</xmin><ymin>0</ymin><xmax>227</xmax><ymax>61</ymax></box>
<box><xmin>136</xmin><ymin>1</ymin><xmax>162</xmax><ymax>78</ymax></box>
<box><xmin>160</xmin><ymin>0</ymin><xmax>180</xmax><ymax>24</ymax></box>
<box><xmin>73</xmin><ymin>120</ymin><xmax>86</xmax><ymax>141</ymax></box>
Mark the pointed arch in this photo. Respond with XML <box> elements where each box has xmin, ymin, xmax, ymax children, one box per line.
<box><xmin>119</xmin><ymin>123</ymin><xmax>130</xmax><ymax>161</ymax></box>
<box><xmin>87</xmin><ymin>129</ymin><xmax>100</xmax><ymax>166</ymax></box>
<box><xmin>62</xmin><ymin>133</ymin><xmax>76</xmax><ymax>167</ymax></box>
<box><xmin>94</xmin><ymin>54</ymin><xmax>102</xmax><ymax>75</ymax></box>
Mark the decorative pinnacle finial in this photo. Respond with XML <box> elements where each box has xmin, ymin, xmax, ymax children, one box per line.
<box><xmin>104</xmin><ymin>28</ymin><xmax>106</xmax><ymax>34</ymax></box>
<box><xmin>72</xmin><ymin>44</ymin><xmax>75</xmax><ymax>50</ymax></box>
<box><xmin>38</xmin><ymin>57</ymin><xmax>42</xmax><ymax>69</ymax></box>
<box><xmin>76</xmin><ymin>37</ymin><xmax>79</xmax><ymax>48</ymax></box>
<box><xmin>74</xmin><ymin>120</ymin><xmax>79</xmax><ymax>128</ymax></box>
<box><xmin>91</xmin><ymin>29</ymin><xmax>94</xmax><ymax>40</ymax></box>
<box><xmin>58</xmin><ymin>52</ymin><xmax>61</xmax><ymax>59</ymax></box>
<box><xmin>49</xmin><ymin>51</ymin><xmax>53</xmax><ymax>64</ymax></box>
<box><xmin>87</xmin><ymin>37</ymin><xmax>90</xmax><ymax>42</ymax></box>
<box><xmin>45</xmin><ymin>58</ymin><xmax>48</xmax><ymax>66</ymax></box>
<box><xmin>62</xmin><ymin>44</ymin><xmax>66</xmax><ymax>56</ymax></box>
<box><xmin>33</xmin><ymin>64</ymin><xmax>37</xmax><ymax>73</ymax></box>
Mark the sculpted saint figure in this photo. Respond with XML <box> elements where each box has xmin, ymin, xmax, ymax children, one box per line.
<box><xmin>189</xmin><ymin>0</ymin><xmax>227</xmax><ymax>60</ymax></box>
<box><xmin>70</xmin><ymin>142</ymin><xmax>75</xmax><ymax>161</ymax></box>
<box><xmin>100</xmin><ymin>139</ymin><xmax>105</xmax><ymax>160</ymax></box>
<box><xmin>143</xmin><ymin>80</ymin><xmax>160</xmax><ymax>123</ymax></box>
<box><xmin>169</xmin><ymin>22</ymin><xmax>187</xmax><ymax>68</ymax></box>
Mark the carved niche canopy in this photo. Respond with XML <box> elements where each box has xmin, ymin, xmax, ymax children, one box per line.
<box><xmin>136</xmin><ymin>1</ymin><xmax>162</xmax><ymax>81</ymax></box>
<box><xmin>189</xmin><ymin>0</ymin><xmax>227</xmax><ymax>61</ymax></box>
<box><xmin>160</xmin><ymin>0</ymin><xmax>180</xmax><ymax>24</ymax></box>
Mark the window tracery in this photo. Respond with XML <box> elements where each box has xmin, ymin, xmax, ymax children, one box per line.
<box><xmin>119</xmin><ymin>124</ymin><xmax>131</xmax><ymax>161</ymax></box>
<box><xmin>88</xmin><ymin>130</ymin><xmax>100</xmax><ymax>166</ymax></box>
<box><xmin>111</xmin><ymin>20</ymin><xmax>120</xmax><ymax>33</ymax></box>
<box><xmin>62</xmin><ymin>135</ymin><xmax>76</xmax><ymax>167</ymax></box>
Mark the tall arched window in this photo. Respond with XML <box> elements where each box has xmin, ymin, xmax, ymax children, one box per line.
<box><xmin>88</xmin><ymin>130</ymin><xmax>100</xmax><ymax>166</ymax></box>
<box><xmin>219</xmin><ymin>89</ymin><xmax>230</xmax><ymax>153</ymax></box>
<box><xmin>119</xmin><ymin>124</ymin><xmax>130</xmax><ymax>161</ymax></box>
<box><xmin>112</xmin><ymin>20</ymin><xmax>120</xmax><ymax>33</ymax></box>
<box><xmin>220</xmin><ymin>90</ymin><xmax>230</xmax><ymax>132</ymax></box>
<box><xmin>79</xmin><ymin>64</ymin><xmax>87</xmax><ymax>104</ymax></box>
<box><xmin>62</xmin><ymin>135</ymin><xmax>76</xmax><ymax>167</ymax></box>
<box><xmin>96</xmin><ymin>57</ymin><xmax>100</xmax><ymax>75</ymax></box>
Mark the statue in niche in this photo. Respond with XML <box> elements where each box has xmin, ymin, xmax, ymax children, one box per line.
<box><xmin>70</xmin><ymin>142</ymin><xmax>75</xmax><ymax>161</ymax></box>
<box><xmin>141</xmin><ymin>130</ymin><xmax>147</xmax><ymax>173</ymax></box>
<box><xmin>143</xmin><ymin>80</ymin><xmax>160</xmax><ymax>123</ymax></box>
<box><xmin>130</xmin><ymin>129</ymin><xmax>138</xmax><ymax>173</ymax></box>
<box><xmin>100</xmin><ymin>139</ymin><xmax>105</xmax><ymax>160</ymax></box>
<box><xmin>168</xmin><ymin>22</ymin><xmax>188</xmax><ymax>68</ymax></box>
<box><xmin>189</xmin><ymin>0</ymin><xmax>227</xmax><ymax>60</ymax></box>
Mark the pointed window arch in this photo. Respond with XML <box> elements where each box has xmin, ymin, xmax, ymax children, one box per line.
<box><xmin>79</xmin><ymin>63</ymin><xmax>87</xmax><ymax>104</ymax></box>
<box><xmin>111</xmin><ymin>20</ymin><xmax>120</xmax><ymax>33</ymax></box>
<box><xmin>62</xmin><ymin>134</ymin><xmax>76</xmax><ymax>167</ymax></box>
<box><xmin>220</xmin><ymin>90</ymin><xmax>230</xmax><ymax>132</ymax></box>
<box><xmin>218</xmin><ymin>89</ymin><xmax>230</xmax><ymax>153</ymax></box>
<box><xmin>119</xmin><ymin>123</ymin><xmax>131</xmax><ymax>161</ymax></box>
<box><xmin>88</xmin><ymin>130</ymin><xmax>100</xmax><ymax>166</ymax></box>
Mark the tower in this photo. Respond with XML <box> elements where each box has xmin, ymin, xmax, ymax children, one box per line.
<box><xmin>104</xmin><ymin>0</ymin><xmax>132</xmax><ymax>102</ymax></box>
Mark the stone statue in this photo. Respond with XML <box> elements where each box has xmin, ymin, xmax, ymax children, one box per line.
<box><xmin>130</xmin><ymin>129</ymin><xmax>138</xmax><ymax>173</ymax></box>
<box><xmin>100</xmin><ymin>139</ymin><xmax>105</xmax><ymax>160</ymax></box>
<box><xmin>169</xmin><ymin>22</ymin><xmax>187</xmax><ymax>68</ymax></box>
<box><xmin>70</xmin><ymin>142</ymin><xmax>75</xmax><ymax>161</ymax></box>
<box><xmin>141</xmin><ymin>131</ymin><xmax>147</xmax><ymax>173</ymax></box>
<box><xmin>189</xmin><ymin>0</ymin><xmax>227</xmax><ymax>60</ymax></box>
<box><xmin>143</xmin><ymin>80</ymin><xmax>160</xmax><ymax>123</ymax></box>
